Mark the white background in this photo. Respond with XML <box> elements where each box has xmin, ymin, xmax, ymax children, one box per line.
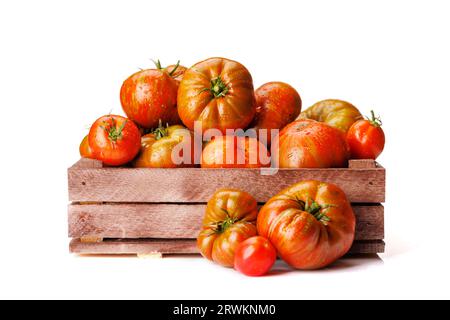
<box><xmin>1</xmin><ymin>0</ymin><xmax>449</xmax><ymax>299</ymax></box>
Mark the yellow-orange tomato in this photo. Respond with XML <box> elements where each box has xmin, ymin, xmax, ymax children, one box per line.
<box><xmin>177</xmin><ymin>57</ymin><xmax>256</xmax><ymax>133</ymax></box>
<box><xmin>197</xmin><ymin>189</ymin><xmax>258</xmax><ymax>267</ymax></box>
<box><xmin>257</xmin><ymin>180</ymin><xmax>356</xmax><ymax>270</ymax></box>
<box><xmin>79</xmin><ymin>135</ymin><xmax>94</xmax><ymax>159</ymax></box>
<box><xmin>201</xmin><ymin>135</ymin><xmax>270</xmax><ymax>168</ymax></box>
<box><xmin>133</xmin><ymin>124</ymin><xmax>196</xmax><ymax>168</ymax></box>
<box><xmin>298</xmin><ymin>99</ymin><xmax>362</xmax><ymax>132</ymax></box>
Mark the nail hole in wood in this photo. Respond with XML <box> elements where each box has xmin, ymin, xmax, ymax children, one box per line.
<box><xmin>369</xmin><ymin>181</ymin><xmax>373</xmax><ymax>185</ymax></box>
<box><xmin>82</xmin><ymin>182</ymin><xmax>86</xmax><ymax>186</ymax></box>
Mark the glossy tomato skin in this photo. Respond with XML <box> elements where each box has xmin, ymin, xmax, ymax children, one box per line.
<box><xmin>276</xmin><ymin>119</ymin><xmax>349</xmax><ymax>168</ymax></box>
<box><xmin>197</xmin><ymin>189</ymin><xmax>258</xmax><ymax>267</ymax></box>
<box><xmin>234</xmin><ymin>236</ymin><xmax>277</xmax><ymax>276</ymax></box>
<box><xmin>79</xmin><ymin>135</ymin><xmax>94</xmax><ymax>158</ymax></box>
<box><xmin>177</xmin><ymin>57</ymin><xmax>256</xmax><ymax>133</ymax></box>
<box><xmin>120</xmin><ymin>69</ymin><xmax>179</xmax><ymax>129</ymax></box>
<box><xmin>257</xmin><ymin>180</ymin><xmax>356</xmax><ymax>270</ymax></box>
<box><xmin>132</xmin><ymin>125</ymin><xmax>196</xmax><ymax>168</ymax></box>
<box><xmin>88</xmin><ymin>115</ymin><xmax>141</xmax><ymax>166</ymax></box>
<box><xmin>298</xmin><ymin>99</ymin><xmax>362</xmax><ymax>132</ymax></box>
<box><xmin>252</xmin><ymin>82</ymin><xmax>302</xmax><ymax>145</ymax></box>
<box><xmin>201</xmin><ymin>136</ymin><xmax>270</xmax><ymax>168</ymax></box>
<box><xmin>347</xmin><ymin>119</ymin><xmax>385</xmax><ymax>159</ymax></box>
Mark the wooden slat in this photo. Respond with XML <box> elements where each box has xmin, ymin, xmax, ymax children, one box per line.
<box><xmin>68</xmin><ymin>203</ymin><xmax>384</xmax><ymax>240</ymax></box>
<box><xmin>69</xmin><ymin>239</ymin><xmax>385</xmax><ymax>255</ymax></box>
<box><xmin>348</xmin><ymin>159</ymin><xmax>377</xmax><ymax>169</ymax></box>
<box><xmin>68</xmin><ymin>162</ymin><xmax>385</xmax><ymax>203</ymax></box>
<box><xmin>70</xmin><ymin>158</ymin><xmax>103</xmax><ymax>169</ymax></box>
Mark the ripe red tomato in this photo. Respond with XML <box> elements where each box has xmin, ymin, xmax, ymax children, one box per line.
<box><xmin>79</xmin><ymin>135</ymin><xmax>93</xmax><ymax>158</ymax></box>
<box><xmin>120</xmin><ymin>66</ymin><xmax>179</xmax><ymax>129</ymax></box>
<box><xmin>201</xmin><ymin>135</ymin><xmax>270</xmax><ymax>168</ymax></box>
<box><xmin>197</xmin><ymin>189</ymin><xmax>258</xmax><ymax>267</ymax></box>
<box><xmin>276</xmin><ymin>119</ymin><xmax>349</xmax><ymax>168</ymax></box>
<box><xmin>347</xmin><ymin>110</ymin><xmax>385</xmax><ymax>159</ymax></box>
<box><xmin>177</xmin><ymin>57</ymin><xmax>256</xmax><ymax>133</ymax></box>
<box><xmin>252</xmin><ymin>82</ymin><xmax>302</xmax><ymax>144</ymax></box>
<box><xmin>88</xmin><ymin>115</ymin><xmax>141</xmax><ymax>166</ymax></box>
<box><xmin>234</xmin><ymin>236</ymin><xmax>277</xmax><ymax>277</ymax></box>
<box><xmin>257</xmin><ymin>180</ymin><xmax>356</xmax><ymax>270</ymax></box>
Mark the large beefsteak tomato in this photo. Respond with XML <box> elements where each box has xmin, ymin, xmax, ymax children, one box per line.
<box><xmin>257</xmin><ymin>180</ymin><xmax>356</xmax><ymax>269</ymax></box>
<box><xmin>177</xmin><ymin>57</ymin><xmax>256</xmax><ymax>133</ymax></box>
<box><xmin>197</xmin><ymin>189</ymin><xmax>258</xmax><ymax>267</ymax></box>
<box><xmin>276</xmin><ymin>119</ymin><xmax>349</xmax><ymax>168</ymax></box>
<box><xmin>298</xmin><ymin>99</ymin><xmax>362</xmax><ymax>132</ymax></box>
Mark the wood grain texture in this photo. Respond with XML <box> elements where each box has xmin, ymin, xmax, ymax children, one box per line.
<box><xmin>69</xmin><ymin>239</ymin><xmax>385</xmax><ymax>255</ymax></box>
<box><xmin>69</xmin><ymin>203</ymin><xmax>384</xmax><ymax>240</ymax></box>
<box><xmin>348</xmin><ymin>159</ymin><xmax>377</xmax><ymax>169</ymax></box>
<box><xmin>68</xmin><ymin>160</ymin><xmax>385</xmax><ymax>203</ymax></box>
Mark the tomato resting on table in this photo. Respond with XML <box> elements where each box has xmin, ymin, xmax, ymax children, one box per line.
<box><xmin>251</xmin><ymin>82</ymin><xmax>302</xmax><ymax>145</ymax></box>
<box><xmin>234</xmin><ymin>236</ymin><xmax>277</xmax><ymax>277</ymax></box>
<box><xmin>275</xmin><ymin>119</ymin><xmax>349</xmax><ymax>168</ymax></box>
<box><xmin>201</xmin><ymin>135</ymin><xmax>270</xmax><ymax>168</ymax></box>
<box><xmin>88</xmin><ymin>115</ymin><xmax>141</xmax><ymax>166</ymax></box>
<box><xmin>298</xmin><ymin>99</ymin><xmax>362</xmax><ymax>132</ymax></box>
<box><xmin>257</xmin><ymin>180</ymin><xmax>356</xmax><ymax>270</ymax></box>
<box><xmin>347</xmin><ymin>110</ymin><xmax>385</xmax><ymax>160</ymax></box>
<box><xmin>177</xmin><ymin>57</ymin><xmax>256</xmax><ymax>133</ymax></box>
<box><xmin>197</xmin><ymin>189</ymin><xmax>258</xmax><ymax>267</ymax></box>
<box><xmin>120</xmin><ymin>62</ymin><xmax>181</xmax><ymax>128</ymax></box>
<box><xmin>133</xmin><ymin>122</ymin><xmax>196</xmax><ymax>168</ymax></box>
<box><xmin>79</xmin><ymin>135</ymin><xmax>93</xmax><ymax>159</ymax></box>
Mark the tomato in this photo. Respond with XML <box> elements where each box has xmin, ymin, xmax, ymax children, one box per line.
<box><xmin>133</xmin><ymin>122</ymin><xmax>196</xmax><ymax>168</ymax></box>
<box><xmin>347</xmin><ymin>110</ymin><xmax>385</xmax><ymax>160</ymax></box>
<box><xmin>120</xmin><ymin>66</ymin><xmax>179</xmax><ymax>129</ymax></box>
<box><xmin>197</xmin><ymin>189</ymin><xmax>258</xmax><ymax>267</ymax></box>
<box><xmin>257</xmin><ymin>180</ymin><xmax>355</xmax><ymax>270</ymax></box>
<box><xmin>276</xmin><ymin>119</ymin><xmax>349</xmax><ymax>168</ymax></box>
<box><xmin>79</xmin><ymin>135</ymin><xmax>93</xmax><ymax>159</ymax></box>
<box><xmin>201</xmin><ymin>135</ymin><xmax>270</xmax><ymax>168</ymax></box>
<box><xmin>164</xmin><ymin>62</ymin><xmax>187</xmax><ymax>84</ymax></box>
<box><xmin>252</xmin><ymin>82</ymin><xmax>302</xmax><ymax>144</ymax></box>
<box><xmin>298</xmin><ymin>99</ymin><xmax>362</xmax><ymax>132</ymax></box>
<box><xmin>88</xmin><ymin>115</ymin><xmax>141</xmax><ymax>166</ymax></box>
<box><xmin>234</xmin><ymin>236</ymin><xmax>277</xmax><ymax>276</ymax></box>
<box><xmin>177</xmin><ymin>57</ymin><xmax>256</xmax><ymax>133</ymax></box>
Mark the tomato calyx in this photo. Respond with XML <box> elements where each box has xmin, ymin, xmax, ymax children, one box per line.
<box><xmin>199</xmin><ymin>77</ymin><xmax>229</xmax><ymax>98</ymax></box>
<box><xmin>101</xmin><ymin>117</ymin><xmax>127</xmax><ymax>143</ymax></box>
<box><xmin>152</xmin><ymin>59</ymin><xmax>181</xmax><ymax>77</ymax></box>
<box><xmin>291</xmin><ymin>196</ymin><xmax>333</xmax><ymax>225</ymax></box>
<box><xmin>152</xmin><ymin>119</ymin><xmax>169</xmax><ymax>140</ymax></box>
<box><xmin>367</xmin><ymin>110</ymin><xmax>383</xmax><ymax>128</ymax></box>
<box><xmin>208</xmin><ymin>209</ymin><xmax>239</xmax><ymax>234</ymax></box>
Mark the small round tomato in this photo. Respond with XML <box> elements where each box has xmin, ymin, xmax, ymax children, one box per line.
<box><xmin>79</xmin><ymin>135</ymin><xmax>94</xmax><ymax>158</ymax></box>
<box><xmin>133</xmin><ymin>122</ymin><xmax>196</xmax><ymax>168</ymax></box>
<box><xmin>347</xmin><ymin>110</ymin><xmax>385</xmax><ymax>160</ymax></box>
<box><xmin>234</xmin><ymin>236</ymin><xmax>277</xmax><ymax>277</ymax></box>
<box><xmin>89</xmin><ymin>115</ymin><xmax>141</xmax><ymax>166</ymax></box>
<box><xmin>201</xmin><ymin>135</ymin><xmax>270</xmax><ymax>168</ymax></box>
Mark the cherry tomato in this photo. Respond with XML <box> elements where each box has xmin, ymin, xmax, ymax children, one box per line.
<box><xmin>234</xmin><ymin>236</ymin><xmax>277</xmax><ymax>276</ymax></box>
<box><xmin>347</xmin><ymin>110</ymin><xmax>385</xmax><ymax>159</ymax></box>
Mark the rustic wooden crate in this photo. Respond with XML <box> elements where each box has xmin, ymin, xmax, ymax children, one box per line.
<box><xmin>68</xmin><ymin>158</ymin><xmax>385</xmax><ymax>256</ymax></box>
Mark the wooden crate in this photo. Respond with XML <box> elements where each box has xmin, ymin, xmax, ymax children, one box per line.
<box><xmin>68</xmin><ymin>158</ymin><xmax>385</xmax><ymax>256</ymax></box>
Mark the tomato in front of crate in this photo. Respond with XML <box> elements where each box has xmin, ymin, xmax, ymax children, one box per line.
<box><xmin>201</xmin><ymin>135</ymin><xmax>270</xmax><ymax>168</ymax></box>
<box><xmin>276</xmin><ymin>119</ymin><xmax>349</xmax><ymax>168</ymax></box>
<box><xmin>88</xmin><ymin>115</ymin><xmax>141</xmax><ymax>166</ymax></box>
<box><xmin>177</xmin><ymin>57</ymin><xmax>256</xmax><ymax>133</ymax></box>
<box><xmin>234</xmin><ymin>236</ymin><xmax>277</xmax><ymax>276</ymax></box>
<box><xmin>257</xmin><ymin>180</ymin><xmax>356</xmax><ymax>270</ymax></box>
<box><xmin>79</xmin><ymin>135</ymin><xmax>94</xmax><ymax>159</ymax></box>
<box><xmin>197</xmin><ymin>189</ymin><xmax>258</xmax><ymax>267</ymax></box>
<box><xmin>133</xmin><ymin>122</ymin><xmax>196</xmax><ymax>168</ymax></box>
<box><xmin>347</xmin><ymin>110</ymin><xmax>385</xmax><ymax>160</ymax></box>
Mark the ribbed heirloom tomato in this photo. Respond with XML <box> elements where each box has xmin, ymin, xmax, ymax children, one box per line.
<box><xmin>177</xmin><ymin>57</ymin><xmax>256</xmax><ymax>133</ymax></box>
<box><xmin>88</xmin><ymin>115</ymin><xmax>141</xmax><ymax>166</ymax></box>
<box><xmin>299</xmin><ymin>99</ymin><xmax>362</xmax><ymax>132</ymax></box>
<box><xmin>133</xmin><ymin>122</ymin><xmax>195</xmax><ymax>168</ymax></box>
<box><xmin>197</xmin><ymin>189</ymin><xmax>258</xmax><ymax>267</ymax></box>
<box><xmin>276</xmin><ymin>119</ymin><xmax>349</xmax><ymax>168</ymax></box>
<box><xmin>252</xmin><ymin>82</ymin><xmax>302</xmax><ymax>144</ymax></box>
<box><xmin>257</xmin><ymin>180</ymin><xmax>356</xmax><ymax>270</ymax></box>
<box><xmin>201</xmin><ymin>136</ymin><xmax>270</xmax><ymax>168</ymax></box>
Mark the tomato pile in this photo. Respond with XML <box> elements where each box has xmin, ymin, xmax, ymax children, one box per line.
<box><xmin>78</xmin><ymin>57</ymin><xmax>386</xmax><ymax>275</ymax></box>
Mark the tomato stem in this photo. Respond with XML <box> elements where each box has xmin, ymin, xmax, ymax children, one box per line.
<box><xmin>304</xmin><ymin>198</ymin><xmax>333</xmax><ymax>225</ymax></box>
<box><xmin>199</xmin><ymin>77</ymin><xmax>229</xmax><ymax>98</ymax></box>
<box><xmin>152</xmin><ymin>59</ymin><xmax>162</xmax><ymax>70</ymax></box>
<box><xmin>209</xmin><ymin>209</ymin><xmax>238</xmax><ymax>234</ymax></box>
<box><xmin>168</xmin><ymin>60</ymin><xmax>180</xmax><ymax>76</ymax></box>
<box><xmin>367</xmin><ymin>110</ymin><xmax>382</xmax><ymax>127</ymax></box>
<box><xmin>103</xmin><ymin>117</ymin><xmax>127</xmax><ymax>142</ymax></box>
<box><xmin>152</xmin><ymin>119</ymin><xmax>169</xmax><ymax>140</ymax></box>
